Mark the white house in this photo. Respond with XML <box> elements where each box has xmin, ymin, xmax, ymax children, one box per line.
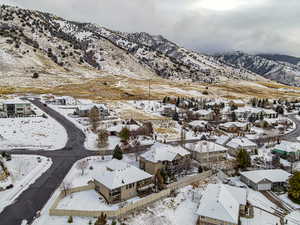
<box><xmin>240</xmin><ymin>169</ymin><xmax>291</xmax><ymax>191</ymax></box>
<box><xmin>226</xmin><ymin>137</ymin><xmax>257</xmax><ymax>154</ymax></box>
<box><xmin>196</xmin><ymin>183</ymin><xmax>247</xmax><ymax>225</ymax></box>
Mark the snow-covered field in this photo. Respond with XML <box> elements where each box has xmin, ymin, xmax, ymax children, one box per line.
<box><xmin>0</xmin><ymin>155</ymin><xmax>52</xmax><ymax>213</ymax></box>
<box><xmin>0</xmin><ymin>116</ymin><xmax>67</xmax><ymax>150</ymax></box>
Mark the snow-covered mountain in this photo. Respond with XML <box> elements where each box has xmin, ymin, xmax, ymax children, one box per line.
<box><xmin>214</xmin><ymin>51</ymin><xmax>300</xmax><ymax>86</ymax></box>
<box><xmin>0</xmin><ymin>5</ymin><xmax>263</xmax><ymax>88</ymax></box>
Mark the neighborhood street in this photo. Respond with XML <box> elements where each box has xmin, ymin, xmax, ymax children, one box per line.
<box><xmin>0</xmin><ymin>101</ymin><xmax>300</xmax><ymax>225</ymax></box>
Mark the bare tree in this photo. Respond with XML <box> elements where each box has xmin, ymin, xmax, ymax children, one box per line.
<box><xmin>97</xmin><ymin>129</ymin><xmax>109</xmax><ymax>149</ymax></box>
<box><xmin>89</xmin><ymin>106</ymin><xmax>100</xmax><ymax>133</ymax></box>
<box><xmin>76</xmin><ymin>160</ymin><xmax>89</xmax><ymax>176</ymax></box>
<box><xmin>61</xmin><ymin>181</ymin><xmax>72</xmax><ymax>197</ymax></box>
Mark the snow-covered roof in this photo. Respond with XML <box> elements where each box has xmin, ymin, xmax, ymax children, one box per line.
<box><xmin>226</xmin><ymin>137</ymin><xmax>257</xmax><ymax>149</ymax></box>
<box><xmin>140</xmin><ymin>143</ymin><xmax>190</xmax><ymax>163</ymax></box>
<box><xmin>230</xmin><ymin>99</ymin><xmax>245</xmax><ymax>105</ymax></box>
<box><xmin>0</xmin><ymin>98</ymin><xmax>30</xmax><ymax>105</ymax></box>
<box><xmin>188</xmin><ymin>120</ymin><xmax>208</xmax><ymax>127</ymax></box>
<box><xmin>196</xmin><ymin>183</ymin><xmax>247</xmax><ymax>224</ymax></box>
<box><xmin>274</xmin><ymin>141</ymin><xmax>300</xmax><ymax>153</ymax></box>
<box><xmin>76</xmin><ymin>104</ymin><xmax>94</xmax><ymax>111</ymax></box>
<box><xmin>194</xmin><ymin>109</ymin><xmax>212</xmax><ymax>115</ymax></box>
<box><xmin>220</xmin><ymin>122</ymin><xmax>249</xmax><ymax>128</ymax></box>
<box><xmin>216</xmin><ymin>135</ymin><xmax>230</xmax><ymax>146</ymax></box>
<box><xmin>93</xmin><ymin>159</ymin><xmax>153</xmax><ymax>190</ymax></box>
<box><xmin>263</xmin><ymin>109</ymin><xmax>277</xmax><ymax>114</ymax></box>
<box><xmin>192</xmin><ymin>141</ymin><xmax>227</xmax><ymax>153</ymax></box>
<box><xmin>240</xmin><ymin>169</ymin><xmax>291</xmax><ymax>184</ymax></box>
<box><xmin>235</xmin><ymin>107</ymin><xmax>263</xmax><ymax>114</ymax></box>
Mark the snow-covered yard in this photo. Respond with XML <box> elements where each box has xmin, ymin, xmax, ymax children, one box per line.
<box><xmin>0</xmin><ymin>116</ymin><xmax>67</xmax><ymax>150</ymax></box>
<box><xmin>240</xmin><ymin>207</ymin><xmax>280</xmax><ymax>225</ymax></box>
<box><xmin>32</xmin><ymin>184</ymin><xmax>204</xmax><ymax>225</ymax></box>
<box><xmin>0</xmin><ymin>155</ymin><xmax>52</xmax><ymax>213</ymax></box>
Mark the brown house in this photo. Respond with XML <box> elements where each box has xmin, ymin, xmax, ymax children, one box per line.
<box><xmin>92</xmin><ymin>159</ymin><xmax>153</xmax><ymax>204</ymax></box>
<box><xmin>139</xmin><ymin>143</ymin><xmax>191</xmax><ymax>176</ymax></box>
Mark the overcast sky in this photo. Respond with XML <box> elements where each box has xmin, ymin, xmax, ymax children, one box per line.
<box><xmin>1</xmin><ymin>0</ymin><xmax>299</xmax><ymax>56</ymax></box>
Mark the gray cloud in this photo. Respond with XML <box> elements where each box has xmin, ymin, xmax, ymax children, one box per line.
<box><xmin>1</xmin><ymin>0</ymin><xmax>299</xmax><ymax>56</ymax></box>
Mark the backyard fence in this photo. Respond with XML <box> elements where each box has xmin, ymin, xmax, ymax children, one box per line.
<box><xmin>49</xmin><ymin>171</ymin><xmax>212</xmax><ymax>218</ymax></box>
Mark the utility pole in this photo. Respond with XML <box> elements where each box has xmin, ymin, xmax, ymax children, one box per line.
<box><xmin>148</xmin><ymin>79</ymin><xmax>151</xmax><ymax>104</ymax></box>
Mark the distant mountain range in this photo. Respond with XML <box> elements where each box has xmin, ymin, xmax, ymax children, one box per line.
<box><xmin>213</xmin><ymin>52</ymin><xmax>300</xmax><ymax>86</ymax></box>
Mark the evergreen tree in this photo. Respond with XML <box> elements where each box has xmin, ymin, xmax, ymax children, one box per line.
<box><xmin>236</xmin><ymin>149</ymin><xmax>251</xmax><ymax>170</ymax></box>
<box><xmin>288</xmin><ymin>172</ymin><xmax>300</xmax><ymax>202</ymax></box>
<box><xmin>112</xmin><ymin>145</ymin><xmax>123</xmax><ymax>160</ymax></box>
<box><xmin>231</xmin><ymin>111</ymin><xmax>237</xmax><ymax>122</ymax></box>
<box><xmin>119</xmin><ymin>127</ymin><xmax>130</xmax><ymax>141</ymax></box>
<box><xmin>67</xmin><ymin>216</ymin><xmax>73</xmax><ymax>223</ymax></box>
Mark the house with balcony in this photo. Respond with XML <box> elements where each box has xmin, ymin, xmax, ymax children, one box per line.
<box><xmin>196</xmin><ymin>183</ymin><xmax>247</xmax><ymax>225</ymax></box>
<box><xmin>92</xmin><ymin>159</ymin><xmax>153</xmax><ymax>204</ymax></box>
<box><xmin>0</xmin><ymin>99</ymin><xmax>32</xmax><ymax>117</ymax></box>
<box><xmin>139</xmin><ymin>143</ymin><xmax>191</xmax><ymax>176</ymax></box>
<box><xmin>188</xmin><ymin>141</ymin><xmax>228</xmax><ymax>167</ymax></box>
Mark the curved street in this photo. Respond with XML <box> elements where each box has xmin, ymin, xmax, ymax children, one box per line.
<box><xmin>0</xmin><ymin>99</ymin><xmax>98</xmax><ymax>225</ymax></box>
<box><xmin>1</xmin><ymin>103</ymin><xmax>300</xmax><ymax>225</ymax></box>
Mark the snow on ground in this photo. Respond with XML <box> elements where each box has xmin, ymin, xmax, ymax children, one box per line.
<box><xmin>240</xmin><ymin>207</ymin><xmax>280</xmax><ymax>225</ymax></box>
<box><xmin>285</xmin><ymin>210</ymin><xmax>300</xmax><ymax>225</ymax></box>
<box><xmin>0</xmin><ymin>116</ymin><xmax>67</xmax><ymax>150</ymax></box>
<box><xmin>0</xmin><ymin>155</ymin><xmax>52</xmax><ymax>213</ymax></box>
<box><xmin>57</xmin><ymin>189</ymin><xmax>141</xmax><ymax>211</ymax></box>
<box><xmin>62</xmin><ymin>154</ymin><xmax>139</xmax><ymax>188</ymax></box>
<box><xmin>248</xmin><ymin>189</ymin><xmax>282</xmax><ymax>213</ymax></box>
<box><xmin>32</xmin><ymin>184</ymin><xmax>204</xmax><ymax>225</ymax></box>
<box><xmin>124</xmin><ymin>185</ymin><xmax>203</xmax><ymax>225</ymax></box>
<box><xmin>278</xmin><ymin>194</ymin><xmax>300</xmax><ymax>209</ymax></box>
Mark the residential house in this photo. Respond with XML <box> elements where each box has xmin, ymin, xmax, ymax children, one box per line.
<box><xmin>139</xmin><ymin>143</ymin><xmax>191</xmax><ymax>176</ymax></box>
<box><xmin>215</xmin><ymin>135</ymin><xmax>231</xmax><ymax>146</ymax></box>
<box><xmin>272</xmin><ymin>141</ymin><xmax>300</xmax><ymax>160</ymax></box>
<box><xmin>189</xmin><ymin>141</ymin><xmax>228</xmax><ymax>166</ymax></box>
<box><xmin>92</xmin><ymin>159</ymin><xmax>153</xmax><ymax>204</ymax></box>
<box><xmin>194</xmin><ymin>109</ymin><xmax>214</xmax><ymax>121</ymax></box>
<box><xmin>188</xmin><ymin>120</ymin><xmax>209</xmax><ymax>132</ymax></box>
<box><xmin>75</xmin><ymin>104</ymin><xmax>109</xmax><ymax>119</ymax></box>
<box><xmin>226</xmin><ymin>137</ymin><xmax>257</xmax><ymax>155</ymax></box>
<box><xmin>219</xmin><ymin>122</ymin><xmax>250</xmax><ymax>133</ymax></box>
<box><xmin>0</xmin><ymin>99</ymin><xmax>32</xmax><ymax>117</ymax></box>
<box><xmin>196</xmin><ymin>183</ymin><xmax>247</xmax><ymax>225</ymax></box>
<box><xmin>240</xmin><ymin>169</ymin><xmax>291</xmax><ymax>191</ymax></box>
<box><xmin>229</xmin><ymin>99</ymin><xmax>246</xmax><ymax>107</ymax></box>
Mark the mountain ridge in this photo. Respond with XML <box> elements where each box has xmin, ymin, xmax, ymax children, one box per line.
<box><xmin>0</xmin><ymin>4</ymin><xmax>264</xmax><ymax>89</ymax></box>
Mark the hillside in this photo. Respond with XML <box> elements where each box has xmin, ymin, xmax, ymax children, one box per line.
<box><xmin>3</xmin><ymin>5</ymin><xmax>300</xmax><ymax>100</ymax></box>
<box><xmin>214</xmin><ymin>52</ymin><xmax>300</xmax><ymax>87</ymax></box>
<box><xmin>0</xmin><ymin>5</ymin><xmax>264</xmax><ymax>88</ymax></box>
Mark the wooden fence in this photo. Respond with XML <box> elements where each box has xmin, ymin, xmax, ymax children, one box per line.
<box><xmin>49</xmin><ymin>171</ymin><xmax>212</xmax><ymax>218</ymax></box>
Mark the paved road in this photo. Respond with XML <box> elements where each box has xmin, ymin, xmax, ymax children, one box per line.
<box><xmin>0</xmin><ymin>99</ymin><xmax>98</xmax><ymax>225</ymax></box>
<box><xmin>283</xmin><ymin>114</ymin><xmax>300</xmax><ymax>141</ymax></box>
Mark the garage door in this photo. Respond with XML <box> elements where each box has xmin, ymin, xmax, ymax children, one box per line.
<box><xmin>257</xmin><ymin>183</ymin><xmax>272</xmax><ymax>191</ymax></box>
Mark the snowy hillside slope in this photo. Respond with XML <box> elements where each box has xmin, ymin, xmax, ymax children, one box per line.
<box><xmin>0</xmin><ymin>4</ymin><xmax>264</xmax><ymax>88</ymax></box>
<box><xmin>214</xmin><ymin>51</ymin><xmax>300</xmax><ymax>87</ymax></box>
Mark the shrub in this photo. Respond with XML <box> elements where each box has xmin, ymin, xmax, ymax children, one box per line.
<box><xmin>67</xmin><ymin>216</ymin><xmax>73</xmax><ymax>223</ymax></box>
<box><xmin>32</xmin><ymin>72</ymin><xmax>39</xmax><ymax>79</ymax></box>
